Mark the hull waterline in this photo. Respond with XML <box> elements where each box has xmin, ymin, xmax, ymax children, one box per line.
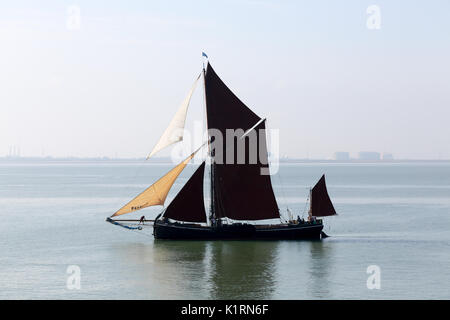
<box><xmin>153</xmin><ymin>221</ymin><xmax>324</xmax><ymax>240</ymax></box>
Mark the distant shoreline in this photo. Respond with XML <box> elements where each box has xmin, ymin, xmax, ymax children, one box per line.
<box><xmin>1</xmin><ymin>157</ymin><xmax>449</xmax><ymax>164</ymax></box>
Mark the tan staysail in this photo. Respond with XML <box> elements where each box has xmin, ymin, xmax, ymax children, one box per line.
<box><xmin>146</xmin><ymin>73</ymin><xmax>201</xmax><ymax>159</ymax></box>
<box><xmin>112</xmin><ymin>147</ymin><xmax>202</xmax><ymax>217</ymax></box>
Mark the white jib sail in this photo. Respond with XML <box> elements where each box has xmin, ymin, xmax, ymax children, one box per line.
<box><xmin>147</xmin><ymin>73</ymin><xmax>201</xmax><ymax>159</ymax></box>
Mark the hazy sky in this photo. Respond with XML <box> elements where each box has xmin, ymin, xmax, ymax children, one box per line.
<box><xmin>1</xmin><ymin>0</ymin><xmax>449</xmax><ymax>159</ymax></box>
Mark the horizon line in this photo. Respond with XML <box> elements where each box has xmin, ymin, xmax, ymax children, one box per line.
<box><xmin>1</xmin><ymin>156</ymin><xmax>450</xmax><ymax>163</ymax></box>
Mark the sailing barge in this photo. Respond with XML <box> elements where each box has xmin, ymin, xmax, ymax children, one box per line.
<box><xmin>107</xmin><ymin>59</ymin><xmax>337</xmax><ymax>240</ymax></box>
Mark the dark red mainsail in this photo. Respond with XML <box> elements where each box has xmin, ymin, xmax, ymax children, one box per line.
<box><xmin>205</xmin><ymin>63</ymin><xmax>279</xmax><ymax>221</ymax></box>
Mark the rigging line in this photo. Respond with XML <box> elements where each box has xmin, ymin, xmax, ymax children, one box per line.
<box><xmin>107</xmin><ymin>218</ymin><xmax>155</xmax><ymax>238</ymax></box>
<box><xmin>276</xmin><ymin>170</ymin><xmax>289</xmax><ymax>222</ymax></box>
<box><xmin>201</xmin><ymin>71</ymin><xmax>207</xmax><ymax>155</ymax></box>
<box><xmin>302</xmin><ymin>190</ymin><xmax>310</xmax><ymax>218</ymax></box>
<box><xmin>265</xmin><ymin>119</ymin><xmax>289</xmax><ymax>223</ymax></box>
<box><xmin>110</xmin><ymin>155</ymin><xmax>151</xmax><ymax>217</ymax></box>
<box><xmin>128</xmin><ymin>226</ymin><xmax>155</xmax><ymax>239</ymax></box>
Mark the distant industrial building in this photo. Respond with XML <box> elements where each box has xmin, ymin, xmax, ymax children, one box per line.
<box><xmin>334</xmin><ymin>152</ymin><xmax>350</xmax><ymax>160</ymax></box>
<box><xmin>7</xmin><ymin>145</ymin><xmax>21</xmax><ymax>158</ymax></box>
<box><xmin>358</xmin><ymin>152</ymin><xmax>380</xmax><ymax>160</ymax></box>
<box><xmin>382</xmin><ymin>153</ymin><xmax>394</xmax><ymax>160</ymax></box>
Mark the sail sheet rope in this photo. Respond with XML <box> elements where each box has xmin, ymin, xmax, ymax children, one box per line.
<box><xmin>264</xmin><ymin>119</ymin><xmax>289</xmax><ymax>223</ymax></box>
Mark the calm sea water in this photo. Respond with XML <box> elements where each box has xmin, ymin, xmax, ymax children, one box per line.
<box><xmin>0</xmin><ymin>161</ymin><xmax>449</xmax><ymax>299</ymax></box>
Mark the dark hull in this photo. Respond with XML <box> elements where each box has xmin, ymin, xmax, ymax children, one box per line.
<box><xmin>153</xmin><ymin>221</ymin><xmax>324</xmax><ymax>240</ymax></box>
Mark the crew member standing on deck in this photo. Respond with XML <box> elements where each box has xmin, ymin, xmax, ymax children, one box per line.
<box><xmin>139</xmin><ymin>215</ymin><xmax>145</xmax><ymax>225</ymax></box>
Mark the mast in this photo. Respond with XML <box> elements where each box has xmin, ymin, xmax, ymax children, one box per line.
<box><xmin>202</xmin><ymin>63</ymin><xmax>215</xmax><ymax>226</ymax></box>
